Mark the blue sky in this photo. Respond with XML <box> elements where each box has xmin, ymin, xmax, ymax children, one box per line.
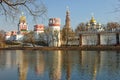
<box><xmin>0</xmin><ymin>0</ymin><xmax>119</xmax><ymax>31</ymax></box>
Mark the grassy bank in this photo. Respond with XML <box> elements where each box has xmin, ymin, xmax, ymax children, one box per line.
<box><xmin>0</xmin><ymin>45</ymin><xmax>120</xmax><ymax>50</ymax></box>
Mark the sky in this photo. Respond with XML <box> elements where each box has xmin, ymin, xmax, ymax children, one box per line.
<box><xmin>0</xmin><ymin>0</ymin><xmax>120</xmax><ymax>31</ymax></box>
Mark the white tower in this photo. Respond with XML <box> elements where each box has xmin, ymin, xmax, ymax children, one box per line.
<box><xmin>49</xmin><ymin>18</ymin><xmax>61</xmax><ymax>47</ymax></box>
<box><xmin>34</xmin><ymin>24</ymin><xmax>44</xmax><ymax>41</ymax></box>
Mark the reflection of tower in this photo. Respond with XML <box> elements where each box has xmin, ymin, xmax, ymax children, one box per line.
<box><xmin>65</xmin><ymin>51</ymin><xmax>71</xmax><ymax>80</ymax></box>
<box><xmin>49</xmin><ymin>18</ymin><xmax>61</xmax><ymax>47</ymax></box>
<box><xmin>35</xmin><ymin>51</ymin><xmax>45</xmax><ymax>75</ymax></box>
<box><xmin>18</xmin><ymin>51</ymin><xmax>28</xmax><ymax>80</ymax></box>
<box><xmin>92</xmin><ymin>51</ymin><xmax>100</xmax><ymax>80</ymax></box>
<box><xmin>49</xmin><ymin>51</ymin><xmax>62</xmax><ymax>80</ymax></box>
<box><xmin>6</xmin><ymin>51</ymin><xmax>18</xmax><ymax>68</ymax></box>
<box><xmin>18</xmin><ymin>12</ymin><xmax>28</xmax><ymax>34</ymax></box>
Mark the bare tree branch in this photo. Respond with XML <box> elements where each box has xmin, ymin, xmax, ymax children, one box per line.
<box><xmin>0</xmin><ymin>0</ymin><xmax>47</xmax><ymax>22</ymax></box>
<box><xmin>3</xmin><ymin>0</ymin><xmax>26</xmax><ymax>6</ymax></box>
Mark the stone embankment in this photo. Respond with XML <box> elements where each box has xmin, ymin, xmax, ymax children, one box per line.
<box><xmin>0</xmin><ymin>46</ymin><xmax>120</xmax><ymax>50</ymax></box>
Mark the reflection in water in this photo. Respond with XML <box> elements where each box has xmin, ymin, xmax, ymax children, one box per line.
<box><xmin>98</xmin><ymin>51</ymin><xmax>120</xmax><ymax>80</ymax></box>
<box><xmin>0</xmin><ymin>50</ymin><xmax>120</xmax><ymax>80</ymax></box>
<box><xmin>49</xmin><ymin>51</ymin><xmax>62</xmax><ymax>80</ymax></box>
<box><xmin>81</xmin><ymin>51</ymin><xmax>99</xmax><ymax>80</ymax></box>
<box><xmin>64</xmin><ymin>51</ymin><xmax>72</xmax><ymax>80</ymax></box>
<box><xmin>17</xmin><ymin>51</ymin><xmax>28</xmax><ymax>80</ymax></box>
<box><xmin>35</xmin><ymin>51</ymin><xmax>45</xmax><ymax>75</ymax></box>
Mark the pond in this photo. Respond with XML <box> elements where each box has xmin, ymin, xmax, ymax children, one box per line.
<box><xmin>0</xmin><ymin>50</ymin><xmax>120</xmax><ymax>80</ymax></box>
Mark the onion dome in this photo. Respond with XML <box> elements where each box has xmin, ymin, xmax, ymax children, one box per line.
<box><xmin>97</xmin><ymin>23</ymin><xmax>101</xmax><ymax>26</ymax></box>
<box><xmin>86</xmin><ymin>22</ymin><xmax>90</xmax><ymax>26</ymax></box>
<box><xmin>19</xmin><ymin>12</ymin><xmax>26</xmax><ymax>23</ymax></box>
<box><xmin>90</xmin><ymin>16</ymin><xmax>96</xmax><ymax>24</ymax></box>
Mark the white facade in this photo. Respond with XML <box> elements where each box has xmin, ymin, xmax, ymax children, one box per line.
<box><xmin>5</xmin><ymin>33</ymin><xmax>24</xmax><ymax>41</ymax></box>
<box><xmin>100</xmin><ymin>33</ymin><xmax>116</xmax><ymax>45</ymax></box>
<box><xmin>16</xmin><ymin>34</ymin><xmax>24</xmax><ymax>41</ymax></box>
<box><xmin>82</xmin><ymin>34</ymin><xmax>98</xmax><ymax>45</ymax></box>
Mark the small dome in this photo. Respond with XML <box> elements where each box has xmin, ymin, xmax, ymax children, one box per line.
<box><xmin>20</xmin><ymin>15</ymin><xmax>26</xmax><ymax>23</ymax></box>
<box><xmin>97</xmin><ymin>23</ymin><xmax>101</xmax><ymax>26</ymax></box>
<box><xmin>90</xmin><ymin>16</ymin><xmax>96</xmax><ymax>24</ymax></box>
<box><xmin>86</xmin><ymin>22</ymin><xmax>90</xmax><ymax>26</ymax></box>
<box><xmin>19</xmin><ymin>12</ymin><xmax>26</xmax><ymax>23</ymax></box>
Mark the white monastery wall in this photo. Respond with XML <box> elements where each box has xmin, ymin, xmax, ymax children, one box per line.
<box><xmin>82</xmin><ymin>34</ymin><xmax>98</xmax><ymax>45</ymax></box>
<box><xmin>100</xmin><ymin>33</ymin><xmax>116</xmax><ymax>45</ymax></box>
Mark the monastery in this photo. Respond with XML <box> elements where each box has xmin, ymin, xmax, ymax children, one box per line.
<box><xmin>5</xmin><ymin>8</ymin><xmax>120</xmax><ymax>47</ymax></box>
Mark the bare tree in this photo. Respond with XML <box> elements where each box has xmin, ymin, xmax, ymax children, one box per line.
<box><xmin>75</xmin><ymin>22</ymin><xmax>86</xmax><ymax>33</ymax></box>
<box><xmin>61</xmin><ymin>27</ymin><xmax>75</xmax><ymax>46</ymax></box>
<box><xmin>44</xmin><ymin>27</ymin><xmax>51</xmax><ymax>46</ymax></box>
<box><xmin>0</xmin><ymin>30</ymin><xmax>6</xmax><ymax>47</ymax></box>
<box><xmin>54</xmin><ymin>30</ymin><xmax>59</xmax><ymax>47</ymax></box>
<box><xmin>107</xmin><ymin>22</ymin><xmax>120</xmax><ymax>31</ymax></box>
<box><xmin>0</xmin><ymin>0</ymin><xmax>47</xmax><ymax>20</ymax></box>
<box><xmin>23</xmin><ymin>31</ymin><xmax>35</xmax><ymax>47</ymax></box>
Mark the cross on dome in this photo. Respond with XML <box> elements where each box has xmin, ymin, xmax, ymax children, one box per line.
<box><xmin>91</xmin><ymin>12</ymin><xmax>94</xmax><ymax>17</ymax></box>
<box><xmin>21</xmin><ymin>12</ymin><xmax>24</xmax><ymax>15</ymax></box>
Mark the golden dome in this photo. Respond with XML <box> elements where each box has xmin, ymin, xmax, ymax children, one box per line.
<box><xmin>20</xmin><ymin>16</ymin><xmax>26</xmax><ymax>23</ymax></box>
<box><xmin>20</xmin><ymin>15</ymin><xmax>26</xmax><ymax>23</ymax></box>
<box><xmin>90</xmin><ymin>16</ymin><xmax>96</xmax><ymax>23</ymax></box>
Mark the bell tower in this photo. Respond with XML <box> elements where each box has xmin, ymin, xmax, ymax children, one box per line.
<box><xmin>18</xmin><ymin>12</ymin><xmax>28</xmax><ymax>34</ymax></box>
<box><xmin>65</xmin><ymin>6</ymin><xmax>71</xmax><ymax>29</ymax></box>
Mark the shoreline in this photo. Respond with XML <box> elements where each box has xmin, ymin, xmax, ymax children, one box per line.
<box><xmin>0</xmin><ymin>45</ymin><xmax>120</xmax><ymax>50</ymax></box>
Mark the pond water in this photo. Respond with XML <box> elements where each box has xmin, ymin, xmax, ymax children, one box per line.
<box><xmin>0</xmin><ymin>50</ymin><xmax>120</xmax><ymax>80</ymax></box>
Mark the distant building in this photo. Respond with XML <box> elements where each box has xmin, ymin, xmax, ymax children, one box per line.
<box><xmin>79</xmin><ymin>16</ymin><xmax>120</xmax><ymax>46</ymax></box>
<box><xmin>86</xmin><ymin>15</ymin><xmax>104</xmax><ymax>32</ymax></box>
